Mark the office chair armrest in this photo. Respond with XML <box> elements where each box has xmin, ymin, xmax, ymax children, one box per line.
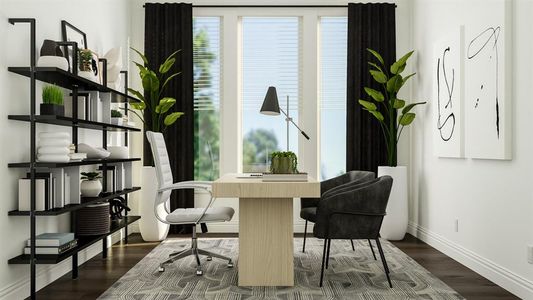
<box><xmin>159</xmin><ymin>181</ymin><xmax>212</xmax><ymax>193</ymax></box>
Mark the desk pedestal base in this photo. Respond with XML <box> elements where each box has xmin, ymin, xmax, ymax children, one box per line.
<box><xmin>238</xmin><ymin>197</ymin><xmax>294</xmax><ymax>286</ymax></box>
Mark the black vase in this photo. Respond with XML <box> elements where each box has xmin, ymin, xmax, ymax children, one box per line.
<box><xmin>40</xmin><ymin>104</ymin><xmax>64</xmax><ymax>116</ymax></box>
<box><xmin>40</xmin><ymin>39</ymin><xmax>63</xmax><ymax>57</ymax></box>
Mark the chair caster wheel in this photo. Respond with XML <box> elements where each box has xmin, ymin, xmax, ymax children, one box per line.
<box><xmin>206</xmin><ymin>256</ymin><xmax>212</xmax><ymax>261</ymax></box>
<box><xmin>158</xmin><ymin>266</ymin><xmax>165</xmax><ymax>272</ymax></box>
<box><xmin>196</xmin><ymin>269</ymin><xmax>203</xmax><ymax>276</ymax></box>
<box><xmin>227</xmin><ymin>261</ymin><xmax>234</xmax><ymax>268</ymax></box>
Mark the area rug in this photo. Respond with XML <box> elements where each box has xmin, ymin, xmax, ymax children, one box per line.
<box><xmin>99</xmin><ymin>238</ymin><xmax>463</xmax><ymax>299</ymax></box>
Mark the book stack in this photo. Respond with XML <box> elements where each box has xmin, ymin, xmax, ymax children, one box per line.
<box><xmin>24</xmin><ymin>233</ymin><xmax>77</xmax><ymax>255</ymax></box>
<box><xmin>262</xmin><ymin>173</ymin><xmax>309</xmax><ymax>182</ymax></box>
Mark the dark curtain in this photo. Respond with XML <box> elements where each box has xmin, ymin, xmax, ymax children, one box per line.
<box><xmin>346</xmin><ymin>3</ymin><xmax>396</xmax><ymax>174</ymax></box>
<box><xmin>145</xmin><ymin>3</ymin><xmax>194</xmax><ymax>234</ymax></box>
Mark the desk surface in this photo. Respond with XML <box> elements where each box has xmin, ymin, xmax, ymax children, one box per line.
<box><xmin>212</xmin><ymin>173</ymin><xmax>320</xmax><ymax>198</ymax></box>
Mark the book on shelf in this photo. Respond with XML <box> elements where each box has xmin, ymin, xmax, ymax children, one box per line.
<box><xmin>262</xmin><ymin>172</ymin><xmax>309</xmax><ymax>182</ymax></box>
<box><xmin>24</xmin><ymin>239</ymin><xmax>77</xmax><ymax>255</ymax></box>
<box><xmin>18</xmin><ymin>179</ymin><xmax>47</xmax><ymax>211</ymax></box>
<box><xmin>25</xmin><ymin>172</ymin><xmax>55</xmax><ymax>210</ymax></box>
<box><xmin>26</xmin><ymin>233</ymin><xmax>75</xmax><ymax>247</ymax></box>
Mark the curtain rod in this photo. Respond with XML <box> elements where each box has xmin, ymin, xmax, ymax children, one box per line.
<box><xmin>142</xmin><ymin>4</ymin><xmax>397</xmax><ymax>8</ymax></box>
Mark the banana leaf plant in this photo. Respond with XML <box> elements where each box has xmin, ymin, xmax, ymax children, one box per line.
<box><xmin>358</xmin><ymin>49</ymin><xmax>426</xmax><ymax>167</ymax></box>
<box><xmin>127</xmin><ymin>47</ymin><xmax>184</xmax><ymax>133</ymax></box>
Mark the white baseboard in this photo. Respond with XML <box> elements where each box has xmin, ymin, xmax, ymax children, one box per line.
<box><xmin>0</xmin><ymin>229</ymin><xmax>128</xmax><ymax>300</ymax></box>
<box><xmin>408</xmin><ymin>221</ymin><xmax>533</xmax><ymax>299</ymax></box>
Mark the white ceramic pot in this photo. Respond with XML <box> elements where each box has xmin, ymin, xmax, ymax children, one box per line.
<box><xmin>139</xmin><ymin>166</ymin><xmax>169</xmax><ymax>241</ymax></box>
<box><xmin>111</xmin><ymin>117</ymin><xmax>123</xmax><ymax>125</ymax></box>
<box><xmin>80</xmin><ymin>179</ymin><xmax>102</xmax><ymax>197</ymax></box>
<box><xmin>378</xmin><ymin>166</ymin><xmax>408</xmax><ymax>240</ymax></box>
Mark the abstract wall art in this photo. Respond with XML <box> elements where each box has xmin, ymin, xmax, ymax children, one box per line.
<box><xmin>433</xmin><ymin>27</ymin><xmax>464</xmax><ymax>158</ymax></box>
<box><xmin>464</xmin><ymin>0</ymin><xmax>512</xmax><ymax>160</ymax></box>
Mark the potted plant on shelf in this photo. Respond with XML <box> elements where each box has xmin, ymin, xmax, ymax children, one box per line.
<box><xmin>110</xmin><ymin>109</ymin><xmax>123</xmax><ymax>125</ymax></box>
<box><xmin>127</xmin><ymin>47</ymin><xmax>183</xmax><ymax>242</ymax></box>
<box><xmin>270</xmin><ymin>151</ymin><xmax>298</xmax><ymax>174</ymax></box>
<box><xmin>78</xmin><ymin>49</ymin><xmax>97</xmax><ymax>82</ymax></box>
<box><xmin>80</xmin><ymin>172</ymin><xmax>102</xmax><ymax>197</ymax></box>
<box><xmin>41</xmin><ymin>84</ymin><xmax>64</xmax><ymax>116</ymax></box>
<box><xmin>358</xmin><ymin>49</ymin><xmax>426</xmax><ymax>241</ymax></box>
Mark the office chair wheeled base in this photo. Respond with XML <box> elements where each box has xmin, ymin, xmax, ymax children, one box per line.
<box><xmin>158</xmin><ymin>225</ymin><xmax>233</xmax><ymax>275</ymax></box>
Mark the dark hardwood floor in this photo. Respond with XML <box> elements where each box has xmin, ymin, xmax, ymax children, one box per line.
<box><xmin>34</xmin><ymin>233</ymin><xmax>519</xmax><ymax>299</ymax></box>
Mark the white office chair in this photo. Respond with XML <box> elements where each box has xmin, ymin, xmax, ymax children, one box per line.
<box><xmin>146</xmin><ymin>131</ymin><xmax>235</xmax><ymax>276</ymax></box>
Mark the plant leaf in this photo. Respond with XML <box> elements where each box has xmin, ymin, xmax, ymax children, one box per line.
<box><xmin>386</xmin><ymin>75</ymin><xmax>403</xmax><ymax>93</ymax></box>
<box><xmin>161</xmin><ymin>72</ymin><xmax>181</xmax><ymax>91</ymax></box>
<box><xmin>159</xmin><ymin>57</ymin><xmax>176</xmax><ymax>74</ymax></box>
<box><xmin>155</xmin><ymin>97</ymin><xmax>176</xmax><ymax>114</ymax></box>
<box><xmin>370</xmin><ymin>70</ymin><xmax>388</xmax><ymax>84</ymax></box>
<box><xmin>369</xmin><ymin>110</ymin><xmax>384</xmax><ymax>122</ymax></box>
<box><xmin>364</xmin><ymin>87</ymin><xmax>384</xmax><ymax>102</ymax></box>
<box><xmin>130</xmin><ymin>101</ymin><xmax>146</xmax><ymax>110</ymax></box>
<box><xmin>399</xmin><ymin>113</ymin><xmax>416</xmax><ymax>126</ymax></box>
<box><xmin>391</xmin><ymin>51</ymin><xmax>414</xmax><ymax>75</ymax></box>
<box><xmin>127</xmin><ymin>88</ymin><xmax>145</xmax><ymax>102</ymax></box>
<box><xmin>367</xmin><ymin>48</ymin><xmax>385</xmax><ymax>66</ymax></box>
<box><xmin>402</xmin><ymin>101</ymin><xmax>427</xmax><ymax>114</ymax></box>
<box><xmin>130</xmin><ymin>47</ymin><xmax>148</xmax><ymax>66</ymax></box>
<box><xmin>142</xmin><ymin>71</ymin><xmax>159</xmax><ymax>93</ymax></box>
<box><xmin>403</xmin><ymin>73</ymin><xmax>416</xmax><ymax>85</ymax></box>
<box><xmin>359</xmin><ymin>99</ymin><xmax>377</xmax><ymax>111</ymax></box>
<box><xmin>368</xmin><ymin>62</ymin><xmax>384</xmax><ymax>73</ymax></box>
<box><xmin>393</xmin><ymin>99</ymin><xmax>406</xmax><ymax>109</ymax></box>
<box><xmin>164</xmin><ymin>112</ymin><xmax>184</xmax><ymax>126</ymax></box>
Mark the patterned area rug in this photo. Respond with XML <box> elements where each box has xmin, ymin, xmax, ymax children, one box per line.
<box><xmin>99</xmin><ymin>238</ymin><xmax>463</xmax><ymax>299</ymax></box>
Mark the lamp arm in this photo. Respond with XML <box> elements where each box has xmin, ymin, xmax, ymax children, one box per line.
<box><xmin>279</xmin><ymin>108</ymin><xmax>310</xmax><ymax>140</ymax></box>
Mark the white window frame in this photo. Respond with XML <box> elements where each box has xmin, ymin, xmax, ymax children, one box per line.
<box><xmin>193</xmin><ymin>7</ymin><xmax>347</xmax><ymax>180</ymax></box>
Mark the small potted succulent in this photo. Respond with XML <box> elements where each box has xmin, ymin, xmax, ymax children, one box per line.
<box><xmin>78</xmin><ymin>49</ymin><xmax>97</xmax><ymax>81</ymax></box>
<box><xmin>80</xmin><ymin>172</ymin><xmax>102</xmax><ymax>197</ymax></box>
<box><xmin>110</xmin><ymin>109</ymin><xmax>123</xmax><ymax>125</ymax></box>
<box><xmin>270</xmin><ymin>151</ymin><xmax>298</xmax><ymax>174</ymax></box>
<box><xmin>41</xmin><ymin>85</ymin><xmax>64</xmax><ymax>116</ymax></box>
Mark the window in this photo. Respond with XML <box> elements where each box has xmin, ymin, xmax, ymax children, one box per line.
<box><xmin>320</xmin><ymin>17</ymin><xmax>347</xmax><ymax>180</ymax></box>
<box><xmin>241</xmin><ymin>17</ymin><xmax>301</xmax><ymax>172</ymax></box>
<box><xmin>193</xmin><ymin>17</ymin><xmax>221</xmax><ymax>180</ymax></box>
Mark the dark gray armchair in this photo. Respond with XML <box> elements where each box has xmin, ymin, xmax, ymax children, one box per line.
<box><xmin>300</xmin><ymin>171</ymin><xmax>375</xmax><ymax>253</ymax></box>
<box><xmin>314</xmin><ymin>176</ymin><xmax>393</xmax><ymax>287</ymax></box>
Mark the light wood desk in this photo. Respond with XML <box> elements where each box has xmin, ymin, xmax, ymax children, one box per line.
<box><xmin>212</xmin><ymin>174</ymin><xmax>320</xmax><ymax>286</ymax></box>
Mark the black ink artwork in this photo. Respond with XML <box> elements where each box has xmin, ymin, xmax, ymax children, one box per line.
<box><xmin>467</xmin><ymin>27</ymin><xmax>501</xmax><ymax>139</ymax></box>
<box><xmin>436</xmin><ymin>47</ymin><xmax>456</xmax><ymax>142</ymax></box>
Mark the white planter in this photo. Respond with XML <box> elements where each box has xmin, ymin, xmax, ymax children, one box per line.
<box><xmin>139</xmin><ymin>166</ymin><xmax>169</xmax><ymax>241</ymax></box>
<box><xmin>378</xmin><ymin>166</ymin><xmax>408</xmax><ymax>241</ymax></box>
<box><xmin>110</xmin><ymin>117</ymin><xmax>123</xmax><ymax>125</ymax></box>
<box><xmin>80</xmin><ymin>179</ymin><xmax>102</xmax><ymax>197</ymax></box>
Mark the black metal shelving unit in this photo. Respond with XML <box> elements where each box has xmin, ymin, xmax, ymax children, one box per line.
<box><xmin>7</xmin><ymin>18</ymin><xmax>142</xmax><ymax>299</ymax></box>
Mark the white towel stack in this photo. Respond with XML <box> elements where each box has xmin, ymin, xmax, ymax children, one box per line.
<box><xmin>38</xmin><ymin>132</ymin><xmax>71</xmax><ymax>162</ymax></box>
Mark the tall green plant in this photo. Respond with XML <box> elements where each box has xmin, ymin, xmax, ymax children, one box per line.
<box><xmin>358</xmin><ymin>49</ymin><xmax>426</xmax><ymax>167</ymax></box>
<box><xmin>127</xmin><ymin>48</ymin><xmax>184</xmax><ymax>133</ymax></box>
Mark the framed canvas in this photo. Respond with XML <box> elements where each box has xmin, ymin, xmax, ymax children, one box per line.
<box><xmin>433</xmin><ymin>26</ymin><xmax>464</xmax><ymax>158</ymax></box>
<box><xmin>61</xmin><ymin>20</ymin><xmax>87</xmax><ymax>73</ymax></box>
<box><xmin>464</xmin><ymin>0</ymin><xmax>512</xmax><ymax>160</ymax></box>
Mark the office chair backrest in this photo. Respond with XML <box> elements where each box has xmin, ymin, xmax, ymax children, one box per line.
<box><xmin>146</xmin><ymin>131</ymin><xmax>173</xmax><ymax>205</ymax></box>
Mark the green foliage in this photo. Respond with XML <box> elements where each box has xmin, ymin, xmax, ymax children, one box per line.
<box><xmin>80</xmin><ymin>172</ymin><xmax>101</xmax><ymax>181</ymax></box>
<box><xmin>358</xmin><ymin>49</ymin><xmax>427</xmax><ymax>166</ymax></box>
<box><xmin>78</xmin><ymin>49</ymin><xmax>93</xmax><ymax>71</ymax></box>
<box><xmin>111</xmin><ymin>109</ymin><xmax>122</xmax><ymax>118</ymax></box>
<box><xmin>42</xmin><ymin>85</ymin><xmax>63</xmax><ymax>105</ymax></box>
<box><xmin>270</xmin><ymin>151</ymin><xmax>298</xmax><ymax>174</ymax></box>
<box><xmin>128</xmin><ymin>47</ymin><xmax>183</xmax><ymax>133</ymax></box>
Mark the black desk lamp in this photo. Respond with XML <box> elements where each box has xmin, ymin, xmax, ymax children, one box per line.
<box><xmin>260</xmin><ymin>86</ymin><xmax>310</xmax><ymax>151</ymax></box>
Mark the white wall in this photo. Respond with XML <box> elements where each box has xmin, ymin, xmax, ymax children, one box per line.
<box><xmin>128</xmin><ymin>0</ymin><xmax>413</xmax><ymax>233</ymax></box>
<box><xmin>0</xmin><ymin>0</ymin><xmax>130</xmax><ymax>298</ymax></box>
<box><xmin>409</xmin><ymin>0</ymin><xmax>533</xmax><ymax>298</ymax></box>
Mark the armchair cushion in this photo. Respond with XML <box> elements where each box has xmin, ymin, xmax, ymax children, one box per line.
<box><xmin>166</xmin><ymin>207</ymin><xmax>235</xmax><ymax>224</ymax></box>
<box><xmin>300</xmin><ymin>207</ymin><xmax>317</xmax><ymax>222</ymax></box>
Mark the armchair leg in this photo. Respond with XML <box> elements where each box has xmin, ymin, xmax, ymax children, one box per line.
<box><xmin>302</xmin><ymin>220</ymin><xmax>308</xmax><ymax>253</ymax></box>
<box><xmin>320</xmin><ymin>239</ymin><xmax>327</xmax><ymax>287</ymax></box>
<box><xmin>375</xmin><ymin>238</ymin><xmax>393</xmax><ymax>288</ymax></box>
<box><xmin>326</xmin><ymin>239</ymin><xmax>331</xmax><ymax>269</ymax></box>
<box><xmin>368</xmin><ymin>239</ymin><xmax>377</xmax><ymax>260</ymax></box>
<box><xmin>350</xmin><ymin>239</ymin><xmax>355</xmax><ymax>251</ymax></box>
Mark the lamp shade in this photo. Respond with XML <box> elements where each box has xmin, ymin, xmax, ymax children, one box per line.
<box><xmin>260</xmin><ymin>86</ymin><xmax>280</xmax><ymax>115</ymax></box>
